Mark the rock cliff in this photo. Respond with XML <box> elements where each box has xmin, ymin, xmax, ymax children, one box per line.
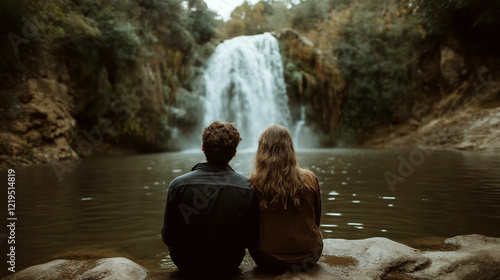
<box><xmin>0</xmin><ymin>78</ymin><xmax>78</xmax><ymax>170</ymax></box>
<box><xmin>0</xmin><ymin>45</ymin><xmax>209</xmax><ymax>171</ymax></box>
<box><xmin>274</xmin><ymin>28</ymin><xmax>346</xmax><ymax>145</ymax></box>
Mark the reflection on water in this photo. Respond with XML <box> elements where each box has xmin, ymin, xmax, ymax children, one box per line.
<box><xmin>4</xmin><ymin>148</ymin><xmax>500</xmax><ymax>274</ymax></box>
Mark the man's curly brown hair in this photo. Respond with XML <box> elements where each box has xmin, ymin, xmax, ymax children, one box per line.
<box><xmin>202</xmin><ymin>121</ymin><xmax>242</xmax><ymax>164</ymax></box>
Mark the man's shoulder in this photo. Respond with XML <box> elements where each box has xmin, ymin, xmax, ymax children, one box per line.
<box><xmin>228</xmin><ymin>171</ymin><xmax>252</xmax><ymax>190</ymax></box>
<box><xmin>169</xmin><ymin>170</ymin><xmax>200</xmax><ymax>187</ymax></box>
<box><xmin>169</xmin><ymin>167</ymin><xmax>252</xmax><ymax>190</ymax></box>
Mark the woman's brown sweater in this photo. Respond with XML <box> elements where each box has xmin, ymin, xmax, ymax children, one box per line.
<box><xmin>252</xmin><ymin>170</ymin><xmax>323</xmax><ymax>268</ymax></box>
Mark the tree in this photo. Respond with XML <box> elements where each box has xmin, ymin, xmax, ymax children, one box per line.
<box><xmin>291</xmin><ymin>0</ymin><xmax>330</xmax><ymax>30</ymax></box>
<box><xmin>260</xmin><ymin>0</ymin><xmax>291</xmax><ymax>31</ymax></box>
<box><xmin>410</xmin><ymin>0</ymin><xmax>500</xmax><ymax>53</ymax></box>
<box><xmin>411</xmin><ymin>0</ymin><xmax>500</xmax><ymax>37</ymax></box>
<box><xmin>189</xmin><ymin>6</ymin><xmax>216</xmax><ymax>44</ymax></box>
<box><xmin>333</xmin><ymin>2</ymin><xmax>422</xmax><ymax>136</ymax></box>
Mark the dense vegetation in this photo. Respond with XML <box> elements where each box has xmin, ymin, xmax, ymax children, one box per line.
<box><xmin>1</xmin><ymin>0</ymin><xmax>499</xmax><ymax>157</ymax></box>
<box><xmin>0</xmin><ymin>0</ymin><xmax>217</xmax><ymax>151</ymax></box>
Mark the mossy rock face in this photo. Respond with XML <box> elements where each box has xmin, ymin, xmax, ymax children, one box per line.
<box><xmin>275</xmin><ymin>28</ymin><xmax>346</xmax><ymax>145</ymax></box>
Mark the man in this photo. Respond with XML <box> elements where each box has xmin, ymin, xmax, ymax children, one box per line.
<box><xmin>161</xmin><ymin>121</ymin><xmax>258</xmax><ymax>277</ymax></box>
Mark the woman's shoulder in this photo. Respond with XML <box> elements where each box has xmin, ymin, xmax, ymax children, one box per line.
<box><xmin>300</xmin><ymin>168</ymin><xmax>317</xmax><ymax>178</ymax></box>
<box><xmin>300</xmin><ymin>169</ymin><xmax>319</xmax><ymax>188</ymax></box>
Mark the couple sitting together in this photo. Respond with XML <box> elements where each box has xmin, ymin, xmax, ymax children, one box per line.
<box><xmin>161</xmin><ymin>121</ymin><xmax>323</xmax><ymax>277</ymax></box>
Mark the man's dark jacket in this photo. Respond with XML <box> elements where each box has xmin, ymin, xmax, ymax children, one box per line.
<box><xmin>161</xmin><ymin>162</ymin><xmax>258</xmax><ymax>274</ymax></box>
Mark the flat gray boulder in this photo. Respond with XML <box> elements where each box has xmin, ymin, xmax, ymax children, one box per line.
<box><xmin>3</xmin><ymin>234</ymin><xmax>500</xmax><ymax>280</ymax></box>
<box><xmin>4</xmin><ymin>257</ymin><xmax>147</xmax><ymax>280</ymax></box>
<box><xmin>411</xmin><ymin>234</ymin><xmax>500</xmax><ymax>280</ymax></box>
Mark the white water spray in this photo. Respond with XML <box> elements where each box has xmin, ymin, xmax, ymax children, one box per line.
<box><xmin>203</xmin><ymin>33</ymin><xmax>291</xmax><ymax>148</ymax></box>
<box><xmin>293</xmin><ymin>106</ymin><xmax>306</xmax><ymax>147</ymax></box>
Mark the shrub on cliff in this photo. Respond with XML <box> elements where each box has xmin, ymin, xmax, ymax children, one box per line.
<box><xmin>332</xmin><ymin>3</ymin><xmax>423</xmax><ymax>142</ymax></box>
<box><xmin>189</xmin><ymin>9</ymin><xmax>216</xmax><ymax>45</ymax></box>
<box><xmin>291</xmin><ymin>0</ymin><xmax>329</xmax><ymax>31</ymax></box>
<box><xmin>95</xmin><ymin>13</ymin><xmax>140</xmax><ymax>68</ymax></box>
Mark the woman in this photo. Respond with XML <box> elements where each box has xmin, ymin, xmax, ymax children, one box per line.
<box><xmin>249</xmin><ymin>124</ymin><xmax>323</xmax><ymax>272</ymax></box>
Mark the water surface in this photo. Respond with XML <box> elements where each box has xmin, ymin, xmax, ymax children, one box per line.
<box><xmin>3</xmin><ymin>148</ymin><xmax>500</xmax><ymax>274</ymax></box>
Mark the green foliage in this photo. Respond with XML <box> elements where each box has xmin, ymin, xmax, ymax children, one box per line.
<box><xmin>17</xmin><ymin>0</ymin><xmax>68</xmax><ymax>49</ymax></box>
<box><xmin>0</xmin><ymin>1</ymin><xmax>25</xmax><ymax>34</ymax></box>
<box><xmin>138</xmin><ymin>0</ymin><xmax>195</xmax><ymax>51</ymax></box>
<box><xmin>223</xmin><ymin>0</ymin><xmax>290</xmax><ymax>38</ymax></box>
<box><xmin>0</xmin><ymin>0</ymin><xmax>219</xmax><ymax>151</ymax></box>
<box><xmin>140</xmin><ymin>0</ymin><xmax>185</xmax><ymax>24</ymax></box>
<box><xmin>413</xmin><ymin>0</ymin><xmax>500</xmax><ymax>37</ymax></box>
<box><xmin>291</xmin><ymin>0</ymin><xmax>329</xmax><ymax>30</ymax></box>
<box><xmin>189</xmin><ymin>8</ymin><xmax>216</xmax><ymax>44</ymax></box>
<box><xmin>60</xmin><ymin>14</ymin><xmax>101</xmax><ymax>73</ymax></box>
<box><xmin>334</xmin><ymin>4</ymin><xmax>422</xmax><ymax>133</ymax></box>
<box><xmin>95</xmin><ymin>12</ymin><xmax>140</xmax><ymax>67</ymax></box>
<box><xmin>222</xmin><ymin>0</ymin><xmax>343</xmax><ymax>38</ymax></box>
<box><xmin>0</xmin><ymin>0</ymin><xmax>67</xmax><ymax>55</ymax></box>
<box><xmin>0</xmin><ymin>90</ymin><xmax>21</xmax><ymax>120</ymax></box>
<box><xmin>12</xmin><ymin>0</ymin><xmax>497</xmax><ymax>151</ymax></box>
<box><xmin>259</xmin><ymin>1</ymin><xmax>290</xmax><ymax>32</ymax></box>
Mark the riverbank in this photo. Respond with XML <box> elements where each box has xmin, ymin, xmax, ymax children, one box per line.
<box><xmin>364</xmin><ymin>97</ymin><xmax>500</xmax><ymax>152</ymax></box>
<box><xmin>4</xmin><ymin>234</ymin><xmax>500</xmax><ymax>280</ymax></box>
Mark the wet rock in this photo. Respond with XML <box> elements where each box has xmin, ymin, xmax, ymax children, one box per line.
<box><xmin>320</xmin><ymin>237</ymin><xmax>430</xmax><ymax>279</ymax></box>
<box><xmin>411</xmin><ymin>234</ymin><xmax>500</xmax><ymax>280</ymax></box>
<box><xmin>4</xmin><ymin>234</ymin><xmax>500</xmax><ymax>280</ymax></box>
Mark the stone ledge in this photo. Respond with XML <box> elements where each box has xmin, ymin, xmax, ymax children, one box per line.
<box><xmin>3</xmin><ymin>234</ymin><xmax>500</xmax><ymax>280</ymax></box>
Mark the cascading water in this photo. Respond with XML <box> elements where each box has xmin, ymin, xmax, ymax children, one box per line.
<box><xmin>203</xmin><ymin>33</ymin><xmax>291</xmax><ymax>148</ymax></box>
<box><xmin>293</xmin><ymin>106</ymin><xmax>306</xmax><ymax>147</ymax></box>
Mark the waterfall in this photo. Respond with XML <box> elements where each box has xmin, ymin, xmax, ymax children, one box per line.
<box><xmin>203</xmin><ymin>33</ymin><xmax>291</xmax><ymax>149</ymax></box>
<box><xmin>293</xmin><ymin>106</ymin><xmax>306</xmax><ymax>147</ymax></box>
<box><xmin>292</xmin><ymin>104</ymin><xmax>319</xmax><ymax>149</ymax></box>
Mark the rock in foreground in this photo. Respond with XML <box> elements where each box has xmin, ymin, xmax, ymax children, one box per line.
<box><xmin>4</xmin><ymin>234</ymin><xmax>500</xmax><ymax>280</ymax></box>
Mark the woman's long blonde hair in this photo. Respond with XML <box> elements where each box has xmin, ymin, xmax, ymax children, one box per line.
<box><xmin>249</xmin><ymin>124</ymin><xmax>311</xmax><ymax>209</ymax></box>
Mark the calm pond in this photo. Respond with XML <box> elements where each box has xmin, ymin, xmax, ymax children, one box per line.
<box><xmin>6</xmin><ymin>148</ymin><xmax>500</xmax><ymax>273</ymax></box>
